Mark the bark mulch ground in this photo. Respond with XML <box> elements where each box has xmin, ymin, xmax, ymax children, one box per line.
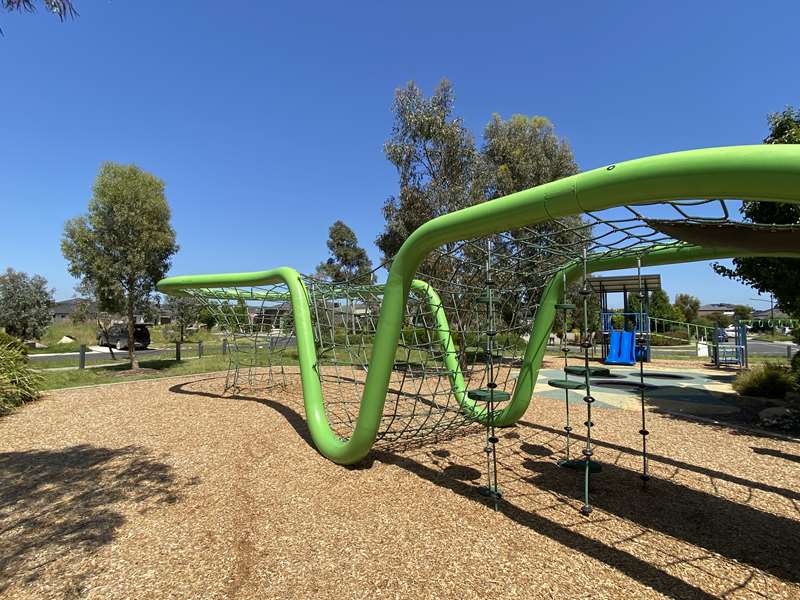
<box><xmin>1</xmin><ymin>373</ymin><xmax>798</xmax><ymax>599</ymax></box>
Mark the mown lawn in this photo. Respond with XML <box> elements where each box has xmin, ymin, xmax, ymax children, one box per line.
<box><xmin>41</xmin><ymin>354</ymin><xmax>238</xmax><ymax>390</ymax></box>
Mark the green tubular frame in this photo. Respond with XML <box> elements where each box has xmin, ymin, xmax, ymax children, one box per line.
<box><xmin>158</xmin><ymin>145</ymin><xmax>800</xmax><ymax>464</ymax></box>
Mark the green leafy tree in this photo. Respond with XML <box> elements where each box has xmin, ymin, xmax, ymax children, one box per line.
<box><xmin>482</xmin><ymin>112</ymin><xmax>584</xmax><ymax>304</ymax></box>
<box><xmin>166</xmin><ymin>296</ymin><xmax>203</xmax><ymax>342</ymax></box>
<box><xmin>69</xmin><ymin>298</ymin><xmax>93</xmax><ymax>324</ymax></box>
<box><xmin>0</xmin><ymin>268</ymin><xmax>54</xmax><ymax>340</ymax></box>
<box><xmin>708</xmin><ymin>311</ymin><xmax>732</xmax><ymax>328</ymax></box>
<box><xmin>631</xmin><ymin>289</ymin><xmax>681</xmax><ymax>322</ymax></box>
<box><xmin>316</xmin><ymin>221</ymin><xmax>375</xmax><ymax>284</ymax></box>
<box><xmin>376</xmin><ymin>80</ymin><xmax>485</xmax><ymax>261</ymax></box>
<box><xmin>713</xmin><ymin>106</ymin><xmax>800</xmax><ymax>317</ymax></box>
<box><xmin>674</xmin><ymin>293</ymin><xmax>700</xmax><ymax>323</ymax></box>
<box><xmin>198</xmin><ymin>307</ymin><xmax>217</xmax><ymax>330</ymax></box>
<box><xmin>733</xmin><ymin>304</ymin><xmax>753</xmax><ymax>321</ymax></box>
<box><xmin>764</xmin><ymin>106</ymin><xmax>800</xmax><ymax>144</ymax></box>
<box><xmin>483</xmin><ymin>114</ymin><xmax>578</xmax><ymax>198</ymax></box>
<box><xmin>61</xmin><ymin>162</ymin><xmax>178</xmax><ymax>369</ymax></box>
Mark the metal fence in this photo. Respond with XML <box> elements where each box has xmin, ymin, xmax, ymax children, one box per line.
<box><xmin>31</xmin><ymin>340</ymin><xmax>231</xmax><ymax>371</ymax></box>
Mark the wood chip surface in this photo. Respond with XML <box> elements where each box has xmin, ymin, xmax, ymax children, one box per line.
<box><xmin>1</xmin><ymin>371</ymin><xmax>798</xmax><ymax>599</ymax></box>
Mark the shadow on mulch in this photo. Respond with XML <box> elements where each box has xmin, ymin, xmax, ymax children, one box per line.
<box><xmin>751</xmin><ymin>446</ymin><xmax>800</xmax><ymax>464</ymax></box>
<box><xmin>512</xmin><ymin>450</ymin><xmax>800</xmax><ymax>584</ymax></box>
<box><xmin>517</xmin><ymin>420</ymin><xmax>800</xmax><ymax>502</ymax></box>
<box><xmin>645</xmin><ymin>390</ymin><xmax>800</xmax><ymax>437</ymax></box>
<box><xmin>171</xmin><ymin>378</ymin><xmax>797</xmax><ymax>600</ymax></box>
<box><xmin>0</xmin><ymin>445</ymin><xmax>186</xmax><ymax>594</ymax></box>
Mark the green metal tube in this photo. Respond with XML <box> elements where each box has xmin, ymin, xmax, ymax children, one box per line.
<box><xmin>158</xmin><ymin>144</ymin><xmax>800</xmax><ymax>463</ymax></box>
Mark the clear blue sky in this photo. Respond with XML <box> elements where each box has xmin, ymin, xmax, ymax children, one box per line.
<box><xmin>2</xmin><ymin>1</ymin><xmax>798</xmax><ymax>308</ymax></box>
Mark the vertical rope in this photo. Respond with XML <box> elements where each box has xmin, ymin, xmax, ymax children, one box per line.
<box><xmin>485</xmin><ymin>239</ymin><xmax>501</xmax><ymax>508</ymax></box>
<box><xmin>636</xmin><ymin>256</ymin><xmax>650</xmax><ymax>482</ymax></box>
<box><xmin>560</xmin><ymin>270</ymin><xmax>572</xmax><ymax>462</ymax></box>
<box><xmin>580</xmin><ymin>248</ymin><xmax>595</xmax><ymax>516</ymax></box>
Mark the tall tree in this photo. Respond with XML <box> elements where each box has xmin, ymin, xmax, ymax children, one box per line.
<box><xmin>316</xmin><ymin>220</ymin><xmax>375</xmax><ymax>284</ymax></box>
<box><xmin>673</xmin><ymin>293</ymin><xmax>700</xmax><ymax>323</ymax></box>
<box><xmin>0</xmin><ymin>268</ymin><xmax>53</xmax><ymax>340</ymax></box>
<box><xmin>376</xmin><ymin>80</ymin><xmax>486</xmax><ymax>261</ymax></box>
<box><xmin>483</xmin><ymin>114</ymin><xmax>578</xmax><ymax>198</ymax></box>
<box><xmin>712</xmin><ymin>106</ymin><xmax>800</xmax><ymax>317</ymax></box>
<box><xmin>377</xmin><ymin>81</ymin><xmax>587</xmax><ymax>339</ymax></box>
<box><xmin>481</xmin><ymin>113</ymin><xmax>584</xmax><ymax>301</ymax></box>
<box><xmin>62</xmin><ymin>163</ymin><xmax>178</xmax><ymax>369</ymax></box>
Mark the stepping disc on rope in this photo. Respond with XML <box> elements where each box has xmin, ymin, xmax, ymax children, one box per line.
<box><xmin>467</xmin><ymin>388</ymin><xmax>511</xmax><ymax>402</ymax></box>
<box><xmin>558</xmin><ymin>458</ymin><xmax>603</xmax><ymax>473</ymax></box>
<box><xmin>547</xmin><ymin>379</ymin><xmax>587</xmax><ymax>390</ymax></box>
<box><xmin>564</xmin><ymin>365</ymin><xmax>611</xmax><ymax>377</ymax></box>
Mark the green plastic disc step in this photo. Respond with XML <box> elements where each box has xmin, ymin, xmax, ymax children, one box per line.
<box><xmin>558</xmin><ymin>458</ymin><xmax>603</xmax><ymax>473</ymax></box>
<box><xmin>547</xmin><ymin>379</ymin><xmax>587</xmax><ymax>390</ymax></box>
<box><xmin>554</xmin><ymin>303</ymin><xmax>576</xmax><ymax>310</ymax></box>
<box><xmin>467</xmin><ymin>388</ymin><xmax>511</xmax><ymax>402</ymax></box>
<box><xmin>564</xmin><ymin>365</ymin><xmax>611</xmax><ymax>377</ymax></box>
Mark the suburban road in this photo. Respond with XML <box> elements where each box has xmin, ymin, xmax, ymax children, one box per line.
<box><xmin>747</xmin><ymin>339</ymin><xmax>798</xmax><ymax>357</ymax></box>
<box><xmin>29</xmin><ymin>336</ymin><xmax>299</xmax><ymax>365</ymax></box>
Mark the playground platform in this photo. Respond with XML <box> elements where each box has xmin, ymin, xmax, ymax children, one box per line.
<box><xmin>535</xmin><ymin>364</ymin><xmax>747</xmax><ymax>419</ymax></box>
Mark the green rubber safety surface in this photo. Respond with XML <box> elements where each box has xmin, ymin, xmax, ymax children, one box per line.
<box><xmin>467</xmin><ymin>388</ymin><xmax>511</xmax><ymax>402</ymax></box>
<box><xmin>564</xmin><ymin>365</ymin><xmax>611</xmax><ymax>377</ymax></box>
<box><xmin>558</xmin><ymin>458</ymin><xmax>603</xmax><ymax>473</ymax></box>
<box><xmin>547</xmin><ymin>379</ymin><xmax>587</xmax><ymax>390</ymax></box>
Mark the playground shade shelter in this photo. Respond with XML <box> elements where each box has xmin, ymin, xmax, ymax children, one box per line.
<box><xmin>158</xmin><ymin>145</ymin><xmax>800</xmax><ymax>467</ymax></box>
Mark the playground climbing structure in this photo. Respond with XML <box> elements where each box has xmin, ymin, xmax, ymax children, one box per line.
<box><xmin>158</xmin><ymin>145</ymin><xmax>800</xmax><ymax>474</ymax></box>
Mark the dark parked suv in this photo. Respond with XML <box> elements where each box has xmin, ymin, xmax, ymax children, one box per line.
<box><xmin>97</xmin><ymin>324</ymin><xmax>150</xmax><ymax>350</ymax></box>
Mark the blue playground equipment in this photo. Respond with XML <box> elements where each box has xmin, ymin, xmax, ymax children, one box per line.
<box><xmin>604</xmin><ymin>329</ymin><xmax>637</xmax><ymax>365</ymax></box>
<box><xmin>589</xmin><ymin>273</ymin><xmax>657</xmax><ymax>364</ymax></box>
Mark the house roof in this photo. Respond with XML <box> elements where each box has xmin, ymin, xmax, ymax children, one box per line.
<box><xmin>751</xmin><ymin>307</ymin><xmax>791</xmax><ymax>319</ymax></box>
<box><xmin>698</xmin><ymin>303</ymin><xmax>737</xmax><ymax>312</ymax></box>
<box><xmin>52</xmin><ymin>298</ymin><xmax>97</xmax><ymax>313</ymax></box>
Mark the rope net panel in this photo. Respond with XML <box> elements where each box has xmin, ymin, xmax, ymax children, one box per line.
<box><xmin>181</xmin><ymin>198</ymin><xmax>799</xmax><ymax>446</ymax></box>
<box><xmin>182</xmin><ymin>285</ymin><xmax>296</xmax><ymax>393</ymax></box>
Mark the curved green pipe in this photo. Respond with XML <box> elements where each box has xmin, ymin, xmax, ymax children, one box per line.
<box><xmin>159</xmin><ymin>144</ymin><xmax>800</xmax><ymax>463</ymax></box>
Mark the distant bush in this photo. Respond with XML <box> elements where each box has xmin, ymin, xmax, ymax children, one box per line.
<box><xmin>650</xmin><ymin>329</ymin><xmax>690</xmax><ymax>346</ymax></box>
<box><xmin>0</xmin><ymin>341</ymin><xmax>42</xmax><ymax>415</ymax></box>
<box><xmin>733</xmin><ymin>362</ymin><xmax>797</xmax><ymax>399</ymax></box>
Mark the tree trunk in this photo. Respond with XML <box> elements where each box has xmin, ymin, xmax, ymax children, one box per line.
<box><xmin>127</xmin><ymin>295</ymin><xmax>138</xmax><ymax>369</ymax></box>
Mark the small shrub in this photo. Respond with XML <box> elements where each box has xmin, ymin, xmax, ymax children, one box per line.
<box><xmin>733</xmin><ymin>362</ymin><xmax>797</xmax><ymax>399</ymax></box>
<box><xmin>0</xmin><ymin>341</ymin><xmax>42</xmax><ymax>414</ymax></box>
<box><xmin>0</xmin><ymin>331</ymin><xmax>27</xmax><ymax>354</ymax></box>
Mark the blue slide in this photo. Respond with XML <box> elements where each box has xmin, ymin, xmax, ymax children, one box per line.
<box><xmin>605</xmin><ymin>329</ymin><xmax>636</xmax><ymax>365</ymax></box>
